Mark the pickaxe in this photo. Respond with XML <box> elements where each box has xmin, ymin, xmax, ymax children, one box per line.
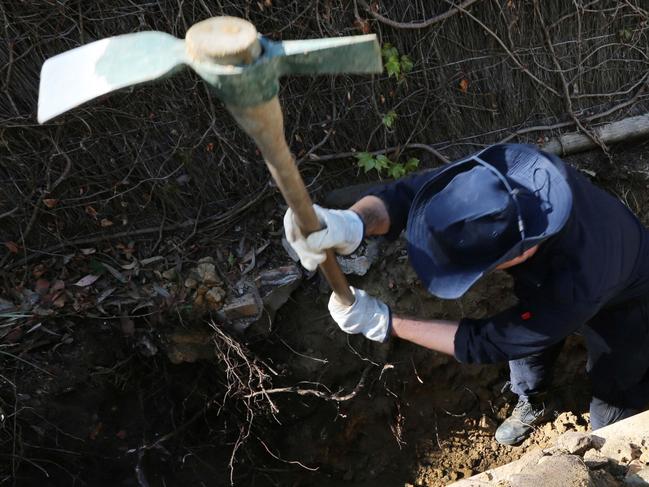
<box><xmin>38</xmin><ymin>16</ymin><xmax>383</xmax><ymax>305</ymax></box>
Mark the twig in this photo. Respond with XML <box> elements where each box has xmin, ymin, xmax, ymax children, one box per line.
<box><xmin>0</xmin><ymin>207</ymin><xmax>19</xmax><ymax>220</ymax></box>
<box><xmin>257</xmin><ymin>437</ymin><xmax>319</xmax><ymax>472</ymax></box>
<box><xmin>449</xmin><ymin>0</ymin><xmax>560</xmax><ymax>97</ymax></box>
<box><xmin>309</xmin><ymin>142</ymin><xmax>449</xmax><ymax>164</ymax></box>
<box><xmin>357</xmin><ymin>0</ymin><xmax>482</xmax><ymax>29</ymax></box>
<box><xmin>4</xmin><ymin>187</ymin><xmax>269</xmax><ymax>270</ymax></box>
<box><xmin>245</xmin><ymin>366</ymin><xmax>371</xmax><ymax>402</ymax></box>
<box><xmin>498</xmin><ymin>85</ymin><xmax>648</xmax><ymax>144</ymax></box>
<box><xmin>533</xmin><ymin>0</ymin><xmax>610</xmax><ymax>156</ymax></box>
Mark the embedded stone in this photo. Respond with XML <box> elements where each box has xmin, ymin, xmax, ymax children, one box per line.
<box><xmin>205</xmin><ymin>287</ymin><xmax>226</xmax><ymax>310</ymax></box>
<box><xmin>184</xmin><ymin>277</ymin><xmax>198</xmax><ymax>289</ymax></box>
<box><xmin>166</xmin><ymin>331</ymin><xmax>214</xmax><ymax>364</ymax></box>
<box><xmin>195</xmin><ymin>262</ymin><xmax>220</xmax><ymax>286</ymax></box>
<box><xmin>223</xmin><ymin>293</ymin><xmax>261</xmax><ymax>320</ymax></box>
<box><xmin>509</xmin><ymin>455</ymin><xmax>593</xmax><ymax>487</ymax></box>
<box><xmin>256</xmin><ymin>265</ymin><xmax>302</xmax><ymax>313</ymax></box>
<box><xmin>583</xmin><ymin>448</ymin><xmax>609</xmax><ymax>469</ymax></box>
<box><xmin>557</xmin><ymin>432</ymin><xmax>604</xmax><ymax>455</ymax></box>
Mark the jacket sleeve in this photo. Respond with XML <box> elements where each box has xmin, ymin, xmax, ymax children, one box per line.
<box><xmin>454</xmin><ymin>298</ymin><xmax>599</xmax><ymax>364</ymax></box>
<box><xmin>364</xmin><ymin>169</ymin><xmax>442</xmax><ymax>240</ymax></box>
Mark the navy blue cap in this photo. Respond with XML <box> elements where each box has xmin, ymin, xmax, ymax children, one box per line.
<box><xmin>406</xmin><ymin>144</ymin><xmax>573</xmax><ymax>299</ymax></box>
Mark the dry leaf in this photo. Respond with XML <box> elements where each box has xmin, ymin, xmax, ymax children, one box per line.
<box><xmin>32</xmin><ymin>264</ymin><xmax>47</xmax><ymax>278</ymax></box>
<box><xmin>4</xmin><ymin>241</ymin><xmax>19</xmax><ymax>254</ymax></box>
<box><xmin>459</xmin><ymin>78</ymin><xmax>469</xmax><ymax>93</ymax></box>
<box><xmin>97</xmin><ymin>287</ymin><xmax>116</xmax><ymax>303</ymax></box>
<box><xmin>74</xmin><ymin>274</ymin><xmax>100</xmax><ymax>287</ymax></box>
<box><xmin>51</xmin><ymin>280</ymin><xmax>65</xmax><ymax>292</ymax></box>
<box><xmin>102</xmin><ymin>263</ymin><xmax>126</xmax><ymax>283</ymax></box>
<box><xmin>35</xmin><ymin>279</ymin><xmax>50</xmax><ymax>294</ymax></box>
<box><xmin>354</xmin><ymin>18</ymin><xmax>371</xmax><ymax>34</ymax></box>
<box><xmin>85</xmin><ymin>206</ymin><xmax>98</xmax><ymax>219</ymax></box>
<box><xmin>100</xmin><ymin>218</ymin><xmax>113</xmax><ymax>227</ymax></box>
<box><xmin>43</xmin><ymin>198</ymin><xmax>59</xmax><ymax>208</ymax></box>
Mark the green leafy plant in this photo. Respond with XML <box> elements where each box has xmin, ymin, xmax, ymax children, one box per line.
<box><xmin>381</xmin><ymin>43</ymin><xmax>414</xmax><ymax>81</ymax></box>
<box><xmin>355</xmin><ymin>152</ymin><xmax>420</xmax><ymax>179</ymax></box>
<box><xmin>382</xmin><ymin>110</ymin><xmax>397</xmax><ymax>129</ymax></box>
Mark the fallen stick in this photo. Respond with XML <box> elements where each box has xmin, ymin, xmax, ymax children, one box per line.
<box><xmin>541</xmin><ymin>113</ymin><xmax>649</xmax><ymax>155</ymax></box>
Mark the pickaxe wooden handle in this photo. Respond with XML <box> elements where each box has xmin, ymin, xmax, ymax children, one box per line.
<box><xmin>37</xmin><ymin>16</ymin><xmax>384</xmax><ymax>306</ymax></box>
<box><xmin>228</xmin><ymin>100</ymin><xmax>354</xmax><ymax>304</ymax></box>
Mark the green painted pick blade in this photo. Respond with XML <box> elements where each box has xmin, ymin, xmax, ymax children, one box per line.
<box><xmin>279</xmin><ymin>34</ymin><xmax>382</xmax><ymax>76</ymax></box>
<box><xmin>38</xmin><ymin>31</ymin><xmax>188</xmax><ymax>123</ymax></box>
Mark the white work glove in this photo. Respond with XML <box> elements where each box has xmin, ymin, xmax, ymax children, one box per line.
<box><xmin>283</xmin><ymin>205</ymin><xmax>364</xmax><ymax>271</ymax></box>
<box><xmin>328</xmin><ymin>287</ymin><xmax>391</xmax><ymax>343</ymax></box>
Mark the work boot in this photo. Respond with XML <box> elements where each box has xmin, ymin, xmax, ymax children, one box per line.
<box><xmin>495</xmin><ymin>395</ymin><xmax>551</xmax><ymax>446</ymax></box>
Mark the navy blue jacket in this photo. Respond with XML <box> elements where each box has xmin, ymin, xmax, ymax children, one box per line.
<box><xmin>370</xmin><ymin>164</ymin><xmax>649</xmax><ymax>365</ymax></box>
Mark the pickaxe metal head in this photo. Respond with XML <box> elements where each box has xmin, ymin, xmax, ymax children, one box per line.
<box><xmin>38</xmin><ymin>16</ymin><xmax>381</xmax><ymax>123</ymax></box>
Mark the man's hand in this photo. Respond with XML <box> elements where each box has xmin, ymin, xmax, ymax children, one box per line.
<box><xmin>283</xmin><ymin>205</ymin><xmax>364</xmax><ymax>271</ymax></box>
<box><xmin>328</xmin><ymin>287</ymin><xmax>391</xmax><ymax>342</ymax></box>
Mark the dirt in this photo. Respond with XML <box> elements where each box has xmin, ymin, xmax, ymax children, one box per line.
<box><xmin>257</xmin><ymin>241</ymin><xmax>592</xmax><ymax>487</ymax></box>
<box><xmin>3</xmin><ymin>142</ymin><xmax>649</xmax><ymax>486</ymax></box>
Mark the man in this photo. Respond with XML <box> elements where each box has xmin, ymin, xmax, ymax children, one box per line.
<box><xmin>284</xmin><ymin>144</ymin><xmax>649</xmax><ymax>445</ymax></box>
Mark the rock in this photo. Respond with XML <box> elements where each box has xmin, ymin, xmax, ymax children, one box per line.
<box><xmin>184</xmin><ymin>277</ymin><xmax>198</xmax><ymax>289</ymax></box>
<box><xmin>625</xmin><ymin>465</ymin><xmax>649</xmax><ymax>485</ymax></box>
<box><xmin>198</xmin><ymin>256</ymin><xmax>214</xmax><ymax>264</ymax></box>
<box><xmin>205</xmin><ymin>287</ymin><xmax>226</xmax><ymax>310</ymax></box>
<box><xmin>554</xmin><ymin>412</ymin><xmax>580</xmax><ymax>434</ymax></box>
<box><xmin>162</xmin><ymin>268</ymin><xmax>177</xmax><ymax>281</ymax></box>
<box><xmin>337</xmin><ymin>254</ymin><xmax>372</xmax><ymax>275</ymax></box>
<box><xmin>166</xmin><ymin>331</ymin><xmax>214</xmax><ymax>364</ymax></box>
<box><xmin>478</xmin><ymin>414</ymin><xmax>497</xmax><ymax>433</ymax></box>
<box><xmin>335</xmin><ymin>239</ymin><xmax>381</xmax><ymax>276</ymax></box>
<box><xmin>590</xmin><ymin>470</ymin><xmax>618</xmax><ymax>487</ymax></box>
<box><xmin>601</xmin><ymin>439</ymin><xmax>642</xmax><ymax>464</ymax></box>
<box><xmin>223</xmin><ymin>293</ymin><xmax>262</xmax><ymax>320</ymax></box>
<box><xmin>628</xmin><ymin>459</ymin><xmax>646</xmax><ymax>475</ymax></box>
<box><xmin>508</xmin><ymin>455</ymin><xmax>594</xmax><ymax>487</ymax></box>
<box><xmin>136</xmin><ymin>335</ymin><xmax>158</xmax><ymax>357</ymax></box>
<box><xmin>195</xmin><ymin>262</ymin><xmax>220</xmax><ymax>286</ymax></box>
<box><xmin>256</xmin><ymin>265</ymin><xmax>302</xmax><ymax>314</ymax></box>
<box><xmin>557</xmin><ymin>432</ymin><xmax>605</xmax><ymax>455</ymax></box>
<box><xmin>583</xmin><ymin>448</ymin><xmax>609</xmax><ymax>469</ymax></box>
<box><xmin>193</xmin><ymin>285</ymin><xmax>209</xmax><ymax>307</ymax></box>
<box><xmin>639</xmin><ymin>449</ymin><xmax>649</xmax><ymax>464</ymax></box>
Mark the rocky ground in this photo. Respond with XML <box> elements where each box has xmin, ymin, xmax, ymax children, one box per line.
<box><xmin>452</xmin><ymin>414</ymin><xmax>649</xmax><ymax>486</ymax></box>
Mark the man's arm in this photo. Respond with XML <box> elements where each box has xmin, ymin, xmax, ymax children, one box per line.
<box><xmin>350</xmin><ymin>195</ymin><xmax>391</xmax><ymax>236</ymax></box>
<box><xmin>391</xmin><ymin>315</ymin><xmax>458</xmax><ymax>356</ymax></box>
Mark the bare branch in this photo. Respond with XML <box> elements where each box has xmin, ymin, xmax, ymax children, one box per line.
<box><xmin>357</xmin><ymin>0</ymin><xmax>482</xmax><ymax>29</ymax></box>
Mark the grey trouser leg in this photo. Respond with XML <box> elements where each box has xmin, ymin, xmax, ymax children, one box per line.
<box><xmin>508</xmin><ymin>340</ymin><xmax>565</xmax><ymax>399</ymax></box>
<box><xmin>590</xmin><ymin>397</ymin><xmax>640</xmax><ymax>430</ymax></box>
